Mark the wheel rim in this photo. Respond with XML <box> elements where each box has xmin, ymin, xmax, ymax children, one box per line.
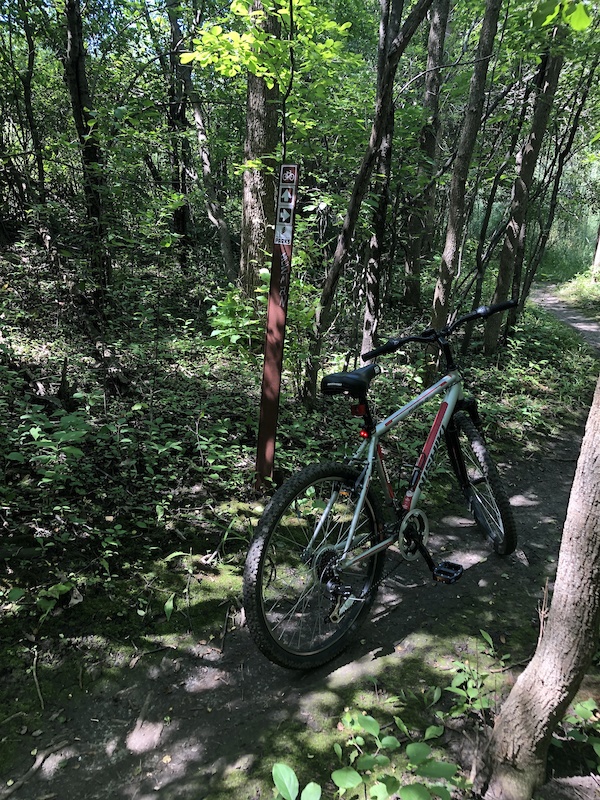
<box><xmin>464</xmin><ymin>455</ymin><xmax>504</xmax><ymax>544</ymax></box>
<box><xmin>258</xmin><ymin>476</ymin><xmax>379</xmax><ymax>658</ymax></box>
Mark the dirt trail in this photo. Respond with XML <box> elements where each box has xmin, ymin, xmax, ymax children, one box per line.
<box><xmin>2</xmin><ymin>292</ymin><xmax>599</xmax><ymax>800</ymax></box>
<box><xmin>530</xmin><ymin>285</ymin><xmax>600</xmax><ymax>355</ymax></box>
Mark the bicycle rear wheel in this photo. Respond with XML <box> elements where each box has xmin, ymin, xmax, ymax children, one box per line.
<box><xmin>243</xmin><ymin>462</ymin><xmax>385</xmax><ymax>669</ymax></box>
<box><xmin>452</xmin><ymin>413</ymin><xmax>517</xmax><ymax>555</ymax></box>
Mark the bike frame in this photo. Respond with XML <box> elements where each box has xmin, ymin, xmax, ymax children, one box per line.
<box><xmin>329</xmin><ymin>369</ymin><xmax>465</xmax><ymax>571</ymax></box>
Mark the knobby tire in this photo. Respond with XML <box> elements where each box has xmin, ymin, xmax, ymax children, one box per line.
<box><xmin>454</xmin><ymin>413</ymin><xmax>517</xmax><ymax>555</ymax></box>
<box><xmin>243</xmin><ymin>462</ymin><xmax>385</xmax><ymax>670</ymax></box>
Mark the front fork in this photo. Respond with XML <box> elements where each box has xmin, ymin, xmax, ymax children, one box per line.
<box><xmin>445</xmin><ymin>397</ymin><xmax>481</xmax><ymax>491</ymax></box>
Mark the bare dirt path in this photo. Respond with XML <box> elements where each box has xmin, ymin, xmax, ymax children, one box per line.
<box><xmin>2</xmin><ymin>292</ymin><xmax>599</xmax><ymax>800</ymax></box>
<box><xmin>530</xmin><ymin>285</ymin><xmax>600</xmax><ymax>355</ymax></box>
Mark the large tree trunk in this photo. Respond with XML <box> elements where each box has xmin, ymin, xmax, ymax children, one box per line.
<box><xmin>430</xmin><ymin>0</ymin><xmax>502</xmax><ymax>332</ymax></box>
<box><xmin>483</xmin><ymin>47</ymin><xmax>563</xmax><ymax>353</ymax></box>
<box><xmin>302</xmin><ymin>0</ymin><xmax>434</xmax><ymax>403</ymax></box>
<box><xmin>239</xmin><ymin>1</ymin><xmax>281</xmax><ymax>298</ymax></box>
<box><xmin>64</xmin><ymin>0</ymin><xmax>111</xmax><ymax>293</ymax></box>
<box><xmin>482</xmin><ymin>375</ymin><xmax>600</xmax><ymax>800</ymax></box>
<box><xmin>403</xmin><ymin>0</ymin><xmax>449</xmax><ymax>307</ymax></box>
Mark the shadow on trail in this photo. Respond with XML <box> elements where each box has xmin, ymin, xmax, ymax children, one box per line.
<box><xmin>2</xmin><ymin>426</ymin><xmax>585</xmax><ymax>800</ymax></box>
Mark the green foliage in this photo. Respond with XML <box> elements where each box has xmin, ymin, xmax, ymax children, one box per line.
<box><xmin>271</xmin><ymin>703</ymin><xmax>467</xmax><ymax>800</ymax></box>
<box><xmin>551</xmin><ymin>699</ymin><xmax>600</xmax><ymax>774</ymax></box>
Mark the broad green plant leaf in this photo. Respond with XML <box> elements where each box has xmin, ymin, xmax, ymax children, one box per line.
<box><xmin>415</xmin><ymin>760</ymin><xmax>457</xmax><ymax>779</ymax></box>
<box><xmin>406</xmin><ymin>742</ymin><xmax>432</xmax><ymax>765</ymax></box>
<box><xmin>7</xmin><ymin>587</ymin><xmax>26</xmax><ymax>602</ymax></box>
<box><xmin>360</xmin><ymin>715</ymin><xmax>380</xmax><ymax>737</ymax></box>
<box><xmin>399</xmin><ymin>784</ymin><xmax>432</xmax><ymax>800</ymax></box>
<box><xmin>273</xmin><ymin>763</ymin><xmax>299</xmax><ymax>800</ymax></box>
<box><xmin>423</xmin><ymin>725</ymin><xmax>444</xmax><ymax>741</ymax></box>
<box><xmin>565</xmin><ymin>2</ymin><xmax>592</xmax><ymax>30</ymax></box>
<box><xmin>380</xmin><ymin>735</ymin><xmax>401</xmax><ymax>750</ymax></box>
<box><xmin>331</xmin><ymin>766</ymin><xmax>363</xmax><ymax>790</ymax></box>
<box><xmin>301</xmin><ymin>783</ymin><xmax>321</xmax><ymax>800</ymax></box>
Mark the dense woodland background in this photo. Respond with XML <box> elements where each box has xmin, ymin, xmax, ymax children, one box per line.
<box><xmin>0</xmin><ymin>0</ymin><xmax>599</xmax><ymax>795</ymax></box>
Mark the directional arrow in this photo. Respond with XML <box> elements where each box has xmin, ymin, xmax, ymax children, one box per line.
<box><xmin>278</xmin><ymin>208</ymin><xmax>292</xmax><ymax>223</ymax></box>
<box><xmin>281</xmin><ymin>188</ymin><xmax>293</xmax><ymax>203</ymax></box>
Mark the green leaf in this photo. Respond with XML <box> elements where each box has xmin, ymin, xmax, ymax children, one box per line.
<box><xmin>356</xmin><ymin>754</ymin><xmax>377</xmax><ymax>770</ymax></box>
<box><xmin>430</xmin><ymin>786</ymin><xmax>452</xmax><ymax>800</ymax></box>
<box><xmin>369</xmin><ymin>784</ymin><xmax>390</xmax><ymax>800</ymax></box>
<box><xmin>565</xmin><ymin>2</ymin><xmax>592</xmax><ymax>30</ymax></box>
<box><xmin>7</xmin><ymin>587</ymin><xmax>26</xmax><ymax>602</ymax></box>
<box><xmin>334</xmin><ymin>742</ymin><xmax>343</xmax><ymax>762</ymax></box>
<box><xmin>399</xmin><ymin>784</ymin><xmax>432</xmax><ymax>800</ymax></box>
<box><xmin>406</xmin><ymin>742</ymin><xmax>431</xmax><ymax>765</ymax></box>
<box><xmin>6</xmin><ymin>452</ymin><xmax>25</xmax><ymax>462</ymax></box>
<box><xmin>164</xmin><ymin>551</ymin><xmax>188</xmax><ymax>562</ymax></box>
<box><xmin>164</xmin><ymin>592</ymin><xmax>176</xmax><ymax>621</ymax></box>
<box><xmin>379</xmin><ymin>775</ymin><xmax>400</xmax><ymax>794</ymax></box>
<box><xmin>423</xmin><ymin>725</ymin><xmax>444</xmax><ymax>741</ymax></box>
<box><xmin>301</xmin><ymin>783</ymin><xmax>321</xmax><ymax>800</ymax></box>
<box><xmin>360</xmin><ymin>715</ymin><xmax>380</xmax><ymax>737</ymax></box>
<box><xmin>480</xmin><ymin>629</ymin><xmax>494</xmax><ymax>649</ymax></box>
<box><xmin>331</xmin><ymin>767</ymin><xmax>363</xmax><ymax>790</ymax></box>
<box><xmin>273</xmin><ymin>763</ymin><xmax>299</xmax><ymax>800</ymax></box>
<box><xmin>380</xmin><ymin>735</ymin><xmax>401</xmax><ymax>750</ymax></box>
<box><xmin>415</xmin><ymin>760</ymin><xmax>457</xmax><ymax>779</ymax></box>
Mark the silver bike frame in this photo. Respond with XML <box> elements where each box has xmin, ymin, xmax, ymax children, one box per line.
<box><xmin>335</xmin><ymin>370</ymin><xmax>463</xmax><ymax>570</ymax></box>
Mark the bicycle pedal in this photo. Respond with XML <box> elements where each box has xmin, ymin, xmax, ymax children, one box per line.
<box><xmin>432</xmin><ymin>561</ymin><xmax>463</xmax><ymax>584</ymax></box>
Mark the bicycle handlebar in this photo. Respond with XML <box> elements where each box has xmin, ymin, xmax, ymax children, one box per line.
<box><xmin>361</xmin><ymin>300</ymin><xmax>517</xmax><ymax>362</ymax></box>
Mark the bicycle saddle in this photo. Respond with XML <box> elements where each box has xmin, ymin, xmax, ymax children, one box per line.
<box><xmin>321</xmin><ymin>364</ymin><xmax>381</xmax><ymax>398</ymax></box>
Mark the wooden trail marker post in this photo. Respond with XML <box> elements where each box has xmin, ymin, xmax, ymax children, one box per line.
<box><xmin>255</xmin><ymin>164</ymin><xmax>300</xmax><ymax>488</ymax></box>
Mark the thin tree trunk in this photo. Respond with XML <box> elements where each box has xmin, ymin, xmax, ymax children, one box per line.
<box><xmin>239</xmin><ymin>1</ymin><xmax>281</xmax><ymax>297</ymax></box>
<box><xmin>169</xmin><ymin>11</ymin><xmax>237</xmax><ymax>281</ymax></box>
<box><xmin>403</xmin><ymin>0</ymin><xmax>449</xmax><ymax>307</ymax></box>
<box><xmin>521</xmin><ymin>57</ymin><xmax>598</xmax><ymax>307</ymax></box>
<box><xmin>593</xmin><ymin>220</ymin><xmax>600</xmax><ymax>279</ymax></box>
<box><xmin>482</xmin><ymin>375</ymin><xmax>600</xmax><ymax>800</ymax></box>
<box><xmin>430</xmin><ymin>0</ymin><xmax>502</xmax><ymax>332</ymax></box>
<box><xmin>302</xmin><ymin>0</ymin><xmax>434</xmax><ymax>403</ymax></box>
<box><xmin>64</xmin><ymin>0</ymin><xmax>111</xmax><ymax>293</ymax></box>
<box><xmin>483</xmin><ymin>46</ymin><xmax>563</xmax><ymax>353</ymax></box>
<box><xmin>360</xmin><ymin>0</ymin><xmax>401</xmax><ymax>358</ymax></box>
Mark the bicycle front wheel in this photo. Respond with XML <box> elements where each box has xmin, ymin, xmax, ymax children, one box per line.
<box><xmin>243</xmin><ymin>462</ymin><xmax>385</xmax><ymax>670</ymax></box>
<box><xmin>453</xmin><ymin>413</ymin><xmax>517</xmax><ymax>556</ymax></box>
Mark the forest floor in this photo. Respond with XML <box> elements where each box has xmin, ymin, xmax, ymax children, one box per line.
<box><xmin>1</xmin><ymin>289</ymin><xmax>600</xmax><ymax>800</ymax></box>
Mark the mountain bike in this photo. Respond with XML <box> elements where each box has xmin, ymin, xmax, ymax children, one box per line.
<box><xmin>243</xmin><ymin>301</ymin><xmax>518</xmax><ymax>669</ymax></box>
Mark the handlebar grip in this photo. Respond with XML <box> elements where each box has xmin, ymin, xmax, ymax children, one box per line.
<box><xmin>362</xmin><ymin>338</ymin><xmax>399</xmax><ymax>362</ymax></box>
<box><xmin>478</xmin><ymin>299</ymin><xmax>518</xmax><ymax>318</ymax></box>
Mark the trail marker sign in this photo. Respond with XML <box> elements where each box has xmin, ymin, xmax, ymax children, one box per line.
<box><xmin>255</xmin><ymin>164</ymin><xmax>299</xmax><ymax>487</ymax></box>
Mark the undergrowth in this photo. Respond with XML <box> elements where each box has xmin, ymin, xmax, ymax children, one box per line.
<box><xmin>0</xmin><ymin>244</ymin><xmax>598</xmax><ymax>786</ymax></box>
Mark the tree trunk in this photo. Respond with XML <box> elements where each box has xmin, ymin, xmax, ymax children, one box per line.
<box><xmin>239</xmin><ymin>1</ymin><xmax>281</xmax><ymax>298</ymax></box>
<box><xmin>360</xmin><ymin>0</ymin><xmax>401</xmax><ymax>358</ymax></box>
<box><xmin>64</xmin><ymin>0</ymin><xmax>111</xmax><ymax>293</ymax></box>
<box><xmin>483</xmin><ymin>47</ymin><xmax>563</xmax><ymax>353</ymax></box>
<box><xmin>593</xmin><ymin>220</ymin><xmax>600</xmax><ymax>279</ymax></box>
<box><xmin>521</xmin><ymin>57</ymin><xmax>598</xmax><ymax>306</ymax></box>
<box><xmin>403</xmin><ymin>0</ymin><xmax>449</xmax><ymax>307</ymax></box>
<box><xmin>482</xmin><ymin>375</ymin><xmax>600</xmax><ymax>800</ymax></box>
<box><xmin>430</xmin><ymin>0</ymin><xmax>502</xmax><ymax>332</ymax></box>
<box><xmin>302</xmin><ymin>0</ymin><xmax>434</xmax><ymax>403</ymax></box>
<box><xmin>169</xmin><ymin>10</ymin><xmax>237</xmax><ymax>281</ymax></box>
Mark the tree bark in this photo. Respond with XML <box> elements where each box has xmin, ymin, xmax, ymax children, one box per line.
<box><xmin>64</xmin><ymin>0</ymin><xmax>111</xmax><ymax>293</ymax></box>
<box><xmin>482</xmin><ymin>375</ymin><xmax>600</xmax><ymax>800</ymax></box>
<box><xmin>483</xmin><ymin>46</ymin><xmax>563</xmax><ymax>353</ymax></box>
<box><xmin>302</xmin><ymin>0</ymin><xmax>434</xmax><ymax>402</ymax></box>
<box><xmin>403</xmin><ymin>0</ymin><xmax>449</xmax><ymax>307</ymax></box>
<box><xmin>360</xmin><ymin>0</ymin><xmax>401</xmax><ymax>358</ymax></box>
<box><xmin>239</xmin><ymin>1</ymin><xmax>281</xmax><ymax>298</ymax></box>
<box><xmin>168</xmin><ymin>10</ymin><xmax>237</xmax><ymax>281</ymax></box>
<box><xmin>593</xmin><ymin>220</ymin><xmax>600</xmax><ymax>279</ymax></box>
<box><xmin>430</xmin><ymin>0</ymin><xmax>502</xmax><ymax>332</ymax></box>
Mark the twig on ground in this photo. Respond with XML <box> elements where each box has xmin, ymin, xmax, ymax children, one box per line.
<box><xmin>0</xmin><ymin>740</ymin><xmax>69</xmax><ymax>799</ymax></box>
<box><xmin>32</xmin><ymin>647</ymin><xmax>44</xmax><ymax>710</ymax></box>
